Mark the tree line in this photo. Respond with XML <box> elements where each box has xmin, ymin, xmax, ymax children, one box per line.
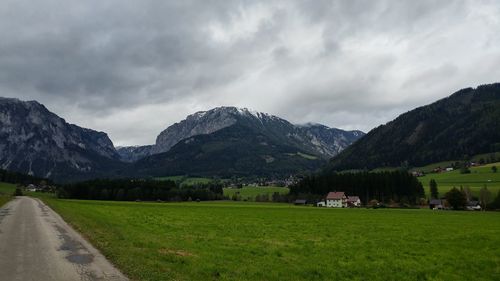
<box><xmin>290</xmin><ymin>171</ymin><xmax>425</xmax><ymax>204</ymax></box>
<box><xmin>57</xmin><ymin>179</ymin><xmax>225</xmax><ymax>201</ymax></box>
<box><xmin>0</xmin><ymin>169</ymin><xmax>51</xmax><ymax>185</ymax></box>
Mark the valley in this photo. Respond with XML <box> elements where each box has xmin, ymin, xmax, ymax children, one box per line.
<box><xmin>2</xmin><ymin>2</ymin><xmax>500</xmax><ymax>280</ymax></box>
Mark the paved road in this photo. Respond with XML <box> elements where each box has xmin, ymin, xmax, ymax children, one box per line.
<box><xmin>0</xmin><ymin>196</ymin><xmax>128</xmax><ymax>281</ymax></box>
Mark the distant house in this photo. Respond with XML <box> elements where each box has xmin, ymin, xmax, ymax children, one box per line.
<box><xmin>411</xmin><ymin>171</ymin><xmax>424</xmax><ymax>177</ymax></box>
<box><xmin>466</xmin><ymin>201</ymin><xmax>481</xmax><ymax>211</ymax></box>
<box><xmin>429</xmin><ymin>199</ymin><xmax>444</xmax><ymax>210</ymax></box>
<box><xmin>294</xmin><ymin>199</ymin><xmax>307</xmax><ymax>206</ymax></box>
<box><xmin>347</xmin><ymin>196</ymin><xmax>361</xmax><ymax>207</ymax></box>
<box><xmin>316</xmin><ymin>201</ymin><xmax>326</xmax><ymax>207</ymax></box>
<box><xmin>326</xmin><ymin>192</ymin><xmax>347</xmax><ymax>208</ymax></box>
<box><xmin>26</xmin><ymin>184</ymin><xmax>38</xmax><ymax>192</ymax></box>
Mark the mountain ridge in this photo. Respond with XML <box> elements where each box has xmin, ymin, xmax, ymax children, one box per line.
<box><xmin>119</xmin><ymin>106</ymin><xmax>364</xmax><ymax>162</ymax></box>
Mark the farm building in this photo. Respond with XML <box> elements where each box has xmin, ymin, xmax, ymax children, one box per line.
<box><xmin>316</xmin><ymin>192</ymin><xmax>360</xmax><ymax>208</ymax></box>
<box><xmin>429</xmin><ymin>199</ymin><xmax>444</xmax><ymax>210</ymax></box>
<box><xmin>466</xmin><ymin>201</ymin><xmax>481</xmax><ymax>211</ymax></box>
<box><xmin>294</xmin><ymin>199</ymin><xmax>307</xmax><ymax>206</ymax></box>
<box><xmin>326</xmin><ymin>192</ymin><xmax>347</xmax><ymax>208</ymax></box>
<box><xmin>347</xmin><ymin>196</ymin><xmax>361</xmax><ymax>207</ymax></box>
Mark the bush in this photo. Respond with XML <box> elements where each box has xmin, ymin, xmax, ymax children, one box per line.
<box><xmin>13</xmin><ymin>188</ymin><xmax>23</xmax><ymax>196</ymax></box>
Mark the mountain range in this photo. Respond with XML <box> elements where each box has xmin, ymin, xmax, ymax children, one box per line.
<box><xmin>3</xmin><ymin>82</ymin><xmax>498</xmax><ymax>182</ymax></box>
<box><xmin>0</xmin><ymin>100</ymin><xmax>363</xmax><ymax>181</ymax></box>
<box><xmin>328</xmin><ymin>83</ymin><xmax>500</xmax><ymax>171</ymax></box>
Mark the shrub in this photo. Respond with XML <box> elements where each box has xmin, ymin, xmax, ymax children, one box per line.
<box><xmin>13</xmin><ymin>188</ymin><xmax>23</xmax><ymax>196</ymax></box>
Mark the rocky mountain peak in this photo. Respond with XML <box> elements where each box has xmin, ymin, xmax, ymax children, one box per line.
<box><xmin>0</xmin><ymin>97</ymin><xmax>121</xmax><ymax>180</ymax></box>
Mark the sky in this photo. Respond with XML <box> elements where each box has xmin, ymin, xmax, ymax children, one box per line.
<box><xmin>1</xmin><ymin>0</ymin><xmax>500</xmax><ymax>146</ymax></box>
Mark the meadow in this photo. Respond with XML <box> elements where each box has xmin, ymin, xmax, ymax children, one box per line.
<box><xmin>37</xmin><ymin>198</ymin><xmax>500</xmax><ymax>281</ymax></box>
<box><xmin>223</xmin><ymin>186</ymin><xmax>289</xmax><ymax>201</ymax></box>
<box><xmin>0</xmin><ymin>182</ymin><xmax>15</xmax><ymax>207</ymax></box>
<box><xmin>418</xmin><ymin>163</ymin><xmax>500</xmax><ymax>197</ymax></box>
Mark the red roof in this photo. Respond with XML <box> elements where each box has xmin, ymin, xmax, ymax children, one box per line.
<box><xmin>326</xmin><ymin>192</ymin><xmax>346</xmax><ymax>200</ymax></box>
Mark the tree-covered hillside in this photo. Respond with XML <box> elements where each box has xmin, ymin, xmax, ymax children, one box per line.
<box><xmin>329</xmin><ymin>83</ymin><xmax>500</xmax><ymax>171</ymax></box>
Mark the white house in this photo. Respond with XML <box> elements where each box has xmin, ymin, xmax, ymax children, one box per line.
<box><xmin>316</xmin><ymin>201</ymin><xmax>326</xmax><ymax>207</ymax></box>
<box><xmin>347</xmin><ymin>196</ymin><xmax>361</xmax><ymax>207</ymax></box>
<box><xmin>326</xmin><ymin>192</ymin><xmax>347</xmax><ymax>208</ymax></box>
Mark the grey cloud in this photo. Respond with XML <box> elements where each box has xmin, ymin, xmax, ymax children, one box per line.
<box><xmin>0</xmin><ymin>0</ymin><xmax>499</xmax><ymax>145</ymax></box>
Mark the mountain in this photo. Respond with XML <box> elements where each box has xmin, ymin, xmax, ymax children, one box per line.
<box><xmin>328</xmin><ymin>83</ymin><xmax>500</xmax><ymax>171</ymax></box>
<box><xmin>0</xmin><ymin>97</ymin><xmax>124</xmax><ymax>181</ymax></box>
<box><xmin>131</xmin><ymin>107</ymin><xmax>364</xmax><ymax>178</ymax></box>
<box><xmin>148</xmin><ymin>107</ymin><xmax>363</xmax><ymax>159</ymax></box>
<box><xmin>116</xmin><ymin>145</ymin><xmax>153</xmax><ymax>162</ymax></box>
<box><xmin>298</xmin><ymin>123</ymin><xmax>365</xmax><ymax>157</ymax></box>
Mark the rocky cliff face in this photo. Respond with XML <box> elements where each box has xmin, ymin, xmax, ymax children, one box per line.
<box><xmin>150</xmin><ymin>107</ymin><xmax>241</xmax><ymax>154</ymax></box>
<box><xmin>0</xmin><ymin>97</ymin><xmax>122</xmax><ymax>180</ymax></box>
<box><xmin>299</xmin><ymin>123</ymin><xmax>365</xmax><ymax>157</ymax></box>
<box><xmin>116</xmin><ymin>145</ymin><xmax>153</xmax><ymax>162</ymax></box>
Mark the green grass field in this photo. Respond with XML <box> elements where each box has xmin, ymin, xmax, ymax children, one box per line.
<box><xmin>419</xmin><ymin>163</ymin><xmax>500</xmax><ymax>197</ymax></box>
<box><xmin>223</xmin><ymin>186</ymin><xmax>289</xmax><ymax>201</ymax></box>
<box><xmin>0</xmin><ymin>182</ymin><xmax>16</xmax><ymax>207</ymax></box>
<box><xmin>36</xmin><ymin>197</ymin><xmax>500</xmax><ymax>281</ymax></box>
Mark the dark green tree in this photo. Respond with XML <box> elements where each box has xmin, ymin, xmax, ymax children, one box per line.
<box><xmin>460</xmin><ymin>163</ymin><xmax>471</xmax><ymax>174</ymax></box>
<box><xmin>445</xmin><ymin>187</ymin><xmax>467</xmax><ymax>210</ymax></box>
<box><xmin>429</xmin><ymin>179</ymin><xmax>439</xmax><ymax>199</ymax></box>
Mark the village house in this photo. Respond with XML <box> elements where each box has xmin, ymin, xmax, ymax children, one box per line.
<box><xmin>26</xmin><ymin>184</ymin><xmax>38</xmax><ymax>192</ymax></box>
<box><xmin>347</xmin><ymin>196</ymin><xmax>361</xmax><ymax>207</ymax></box>
<box><xmin>326</xmin><ymin>192</ymin><xmax>347</xmax><ymax>208</ymax></box>
<box><xmin>429</xmin><ymin>199</ymin><xmax>444</xmax><ymax>210</ymax></box>
<box><xmin>316</xmin><ymin>192</ymin><xmax>362</xmax><ymax>208</ymax></box>
<box><xmin>466</xmin><ymin>200</ymin><xmax>481</xmax><ymax>211</ymax></box>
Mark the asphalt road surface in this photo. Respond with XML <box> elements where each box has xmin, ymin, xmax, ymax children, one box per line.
<box><xmin>0</xmin><ymin>196</ymin><xmax>128</xmax><ymax>281</ymax></box>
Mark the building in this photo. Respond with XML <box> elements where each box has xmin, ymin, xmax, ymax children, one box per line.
<box><xmin>347</xmin><ymin>196</ymin><xmax>361</xmax><ymax>207</ymax></box>
<box><xmin>316</xmin><ymin>201</ymin><xmax>326</xmax><ymax>207</ymax></box>
<box><xmin>294</xmin><ymin>199</ymin><xmax>307</xmax><ymax>206</ymax></box>
<box><xmin>326</xmin><ymin>192</ymin><xmax>347</xmax><ymax>208</ymax></box>
<box><xmin>429</xmin><ymin>199</ymin><xmax>444</xmax><ymax>210</ymax></box>
<box><xmin>466</xmin><ymin>201</ymin><xmax>481</xmax><ymax>211</ymax></box>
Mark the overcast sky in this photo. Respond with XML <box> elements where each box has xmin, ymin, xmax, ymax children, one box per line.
<box><xmin>1</xmin><ymin>0</ymin><xmax>499</xmax><ymax>146</ymax></box>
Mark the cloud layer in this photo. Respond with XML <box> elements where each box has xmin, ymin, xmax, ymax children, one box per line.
<box><xmin>1</xmin><ymin>0</ymin><xmax>499</xmax><ymax>145</ymax></box>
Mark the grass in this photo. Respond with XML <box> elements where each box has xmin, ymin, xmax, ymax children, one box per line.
<box><xmin>0</xmin><ymin>182</ymin><xmax>16</xmax><ymax>207</ymax></box>
<box><xmin>418</xmin><ymin>162</ymin><xmax>500</xmax><ymax>197</ymax></box>
<box><xmin>223</xmin><ymin>186</ymin><xmax>289</xmax><ymax>201</ymax></box>
<box><xmin>35</xmin><ymin>197</ymin><xmax>500</xmax><ymax>281</ymax></box>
